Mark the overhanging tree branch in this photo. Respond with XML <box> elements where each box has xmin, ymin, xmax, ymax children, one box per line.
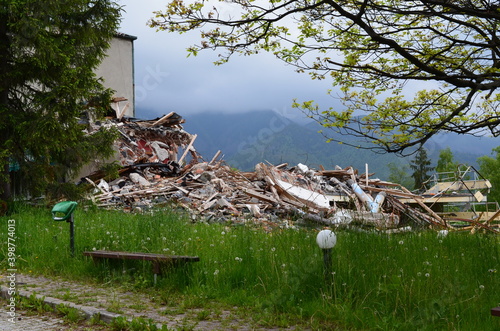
<box><xmin>151</xmin><ymin>0</ymin><xmax>500</xmax><ymax>154</ymax></box>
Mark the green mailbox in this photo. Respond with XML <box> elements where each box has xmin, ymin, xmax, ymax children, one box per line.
<box><xmin>51</xmin><ymin>201</ymin><xmax>77</xmax><ymax>221</ymax></box>
<box><xmin>51</xmin><ymin>201</ymin><xmax>77</xmax><ymax>256</ymax></box>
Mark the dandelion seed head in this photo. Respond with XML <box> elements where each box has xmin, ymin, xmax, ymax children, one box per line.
<box><xmin>437</xmin><ymin>230</ymin><xmax>448</xmax><ymax>238</ymax></box>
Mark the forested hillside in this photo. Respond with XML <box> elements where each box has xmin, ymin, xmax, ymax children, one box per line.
<box><xmin>181</xmin><ymin>110</ymin><xmax>494</xmax><ymax>181</ymax></box>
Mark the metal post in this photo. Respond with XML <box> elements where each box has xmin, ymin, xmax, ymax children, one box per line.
<box><xmin>323</xmin><ymin>248</ymin><xmax>332</xmax><ymax>278</ymax></box>
<box><xmin>68</xmin><ymin>214</ymin><xmax>74</xmax><ymax>257</ymax></box>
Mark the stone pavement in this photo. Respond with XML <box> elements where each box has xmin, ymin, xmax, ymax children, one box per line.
<box><xmin>0</xmin><ymin>273</ymin><xmax>291</xmax><ymax>330</ymax></box>
<box><xmin>0</xmin><ymin>310</ymin><xmax>70</xmax><ymax>331</ymax></box>
<box><xmin>0</xmin><ymin>274</ymin><xmax>125</xmax><ymax>330</ymax></box>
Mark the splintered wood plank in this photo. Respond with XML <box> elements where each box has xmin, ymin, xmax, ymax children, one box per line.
<box><xmin>242</xmin><ymin>188</ymin><xmax>279</xmax><ymax>204</ymax></box>
<box><xmin>359</xmin><ymin>185</ymin><xmax>423</xmax><ymax>199</ymax></box>
<box><xmin>150</xmin><ymin>112</ymin><xmax>174</xmax><ymax>127</ymax></box>
<box><xmin>366</xmin><ymin>179</ymin><xmax>401</xmax><ymax>187</ymax></box>
<box><xmin>399</xmin><ymin>186</ymin><xmax>447</xmax><ymax>228</ymax></box>
<box><xmin>178</xmin><ymin>134</ymin><xmax>197</xmax><ymax>164</ymax></box>
<box><xmin>209</xmin><ymin>150</ymin><xmax>222</xmax><ymax>165</ymax></box>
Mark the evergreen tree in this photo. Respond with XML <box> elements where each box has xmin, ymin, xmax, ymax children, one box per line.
<box><xmin>387</xmin><ymin>162</ymin><xmax>414</xmax><ymax>190</ymax></box>
<box><xmin>410</xmin><ymin>148</ymin><xmax>434</xmax><ymax>192</ymax></box>
<box><xmin>0</xmin><ymin>1</ymin><xmax>122</xmax><ymax>200</ymax></box>
<box><xmin>436</xmin><ymin>147</ymin><xmax>460</xmax><ymax>180</ymax></box>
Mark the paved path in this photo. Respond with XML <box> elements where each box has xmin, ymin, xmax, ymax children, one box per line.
<box><xmin>0</xmin><ymin>273</ymin><xmax>295</xmax><ymax>330</ymax></box>
<box><xmin>0</xmin><ymin>310</ymin><xmax>70</xmax><ymax>331</ymax></box>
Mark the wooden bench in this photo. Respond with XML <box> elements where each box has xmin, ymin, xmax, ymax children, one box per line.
<box><xmin>83</xmin><ymin>250</ymin><xmax>200</xmax><ymax>284</ymax></box>
<box><xmin>492</xmin><ymin>307</ymin><xmax>500</xmax><ymax>317</ymax></box>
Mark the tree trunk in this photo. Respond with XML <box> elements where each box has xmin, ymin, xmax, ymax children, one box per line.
<box><xmin>0</xmin><ymin>13</ymin><xmax>12</xmax><ymax>200</ymax></box>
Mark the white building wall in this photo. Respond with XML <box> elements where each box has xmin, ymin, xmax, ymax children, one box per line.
<box><xmin>95</xmin><ymin>34</ymin><xmax>136</xmax><ymax>118</ymax></box>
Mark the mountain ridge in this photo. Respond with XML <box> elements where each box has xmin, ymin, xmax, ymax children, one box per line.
<box><xmin>177</xmin><ymin>110</ymin><xmax>499</xmax><ymax>180</ymax></box>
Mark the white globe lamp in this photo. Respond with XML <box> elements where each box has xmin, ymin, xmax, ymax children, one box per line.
<box><xmin>316</xmin><ymin>229</ymin><xmax>337</xmax><ymax>249</ymax></box>
<box><xmin>316</xmin><ymin>229</ymin><xmax>337</xmax><ymax>277</ymax></box>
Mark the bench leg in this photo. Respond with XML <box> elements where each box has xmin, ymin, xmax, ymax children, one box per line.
<box><xmin>152</xmin><ymin>262</ymin><xmax>161</xmax><ymax>285</ymax></box>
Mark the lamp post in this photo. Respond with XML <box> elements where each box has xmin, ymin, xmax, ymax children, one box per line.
<box><xmin>316</xmin><ymin>229</ymin><xmax>337</xmax><ymax>278</ymax></box>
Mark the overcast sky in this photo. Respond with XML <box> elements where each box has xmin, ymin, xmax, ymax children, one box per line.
<box><xmin>118</xmin><ymin>0</ymin><xmax>337</xmax><ymax>120</ymax></box>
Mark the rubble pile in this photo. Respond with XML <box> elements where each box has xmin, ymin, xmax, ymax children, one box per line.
<box><xmin>82</xmin><ymin>113</ymin><xmax>499</xmax><ymax>233</ymax></box>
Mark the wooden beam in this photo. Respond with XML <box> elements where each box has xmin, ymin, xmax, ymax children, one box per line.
<box><xmin>242</xmin><ymin>188</ymin><xmax>279</xmax><ymax>204</ymax></box>
<box><xmin>178</xmin><ymin>134</ymin><xmax>197</xmax><ymax>165</ymax></box>
<box><xmin>209</xmin><ymin>150</ymin><xmax>222</xmax><ymax>165</ymax></box>
<box><xmin>400</xmin><ymin>186</ymin><xmax>448</xmax><ymax>228</ymax></box>
<box><xmin>150</xmin><ymin>112</ymin><xmax>174</xmax><ymax>127</ymax></box>
<box><xmin>359</xmin><ymin>185</ymin><xmax>423</xmax><ymax>199</ymax></box>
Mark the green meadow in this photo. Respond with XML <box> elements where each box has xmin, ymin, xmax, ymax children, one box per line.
<box><xmin>1</xmin><ymin>203</ymin><xmax>499</xmax><ymax>330</ymax></box>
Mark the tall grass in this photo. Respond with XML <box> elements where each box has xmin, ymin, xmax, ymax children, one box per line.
<box><xmin>1</xmin><ymin>203</ymin><xmax>499</xmax><ymax>330</ymax></box>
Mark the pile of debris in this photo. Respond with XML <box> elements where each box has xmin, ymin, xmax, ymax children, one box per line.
<box><xmin>81</xmin><ymin>113</ymin><xmax>499</xmax><ymax>233</ymax></box>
